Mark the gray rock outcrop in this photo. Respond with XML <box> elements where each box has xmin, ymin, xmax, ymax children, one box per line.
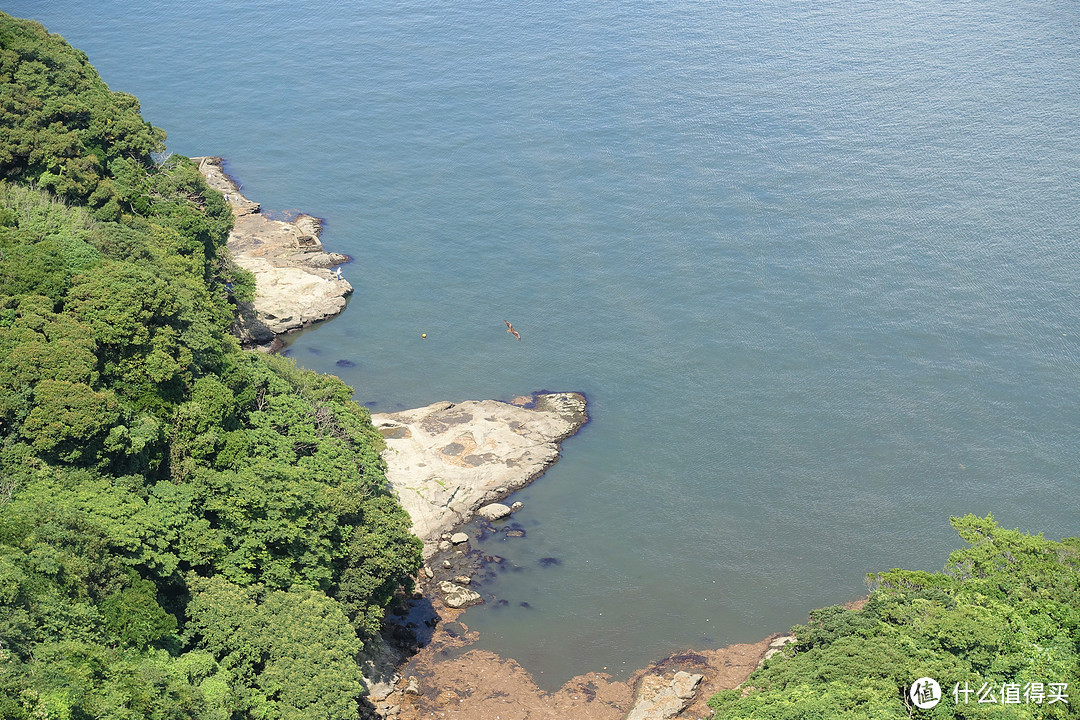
<box><xmin>762</xmin><ymin>634</ymin><xmax>796</xmax><ymax>663</ymax></box>
<box><xmin>194</xmin><ymin>157</ymin><xmax>352</xmax><ymax>344</ymax></box>
<box><xmin>372</xmin><ymin>392</ymin><xmax>587</xmax><ymax>557</ymax></box>
<box><xmin>624</xmin><ymin>671</ymin><xmax>703</xmax><ymax>720</ymax></box>
<box><xmin>438</xmin><ymin>581</ymin><xmax>483</xmax><ymax>609</ymax></box>
<box><xmin>477</xmin><ymin>503</ymin><xmax>512</xmax><ymax>521</ymax></box>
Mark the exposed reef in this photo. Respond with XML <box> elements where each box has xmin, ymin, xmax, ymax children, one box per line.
<box><xmin>194</xmin><ymin>156</ymin><xmax>353</xmax><ymax>345</ymax></box>
<box><xmin>371</xmin><ymin>392</ymin><xmax>588</xmax><ymax>559</ymax></box>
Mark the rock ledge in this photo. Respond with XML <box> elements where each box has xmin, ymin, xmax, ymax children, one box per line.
<box><xmin>194</xmin><ymin>156</ymin><xmax>352</xmax><ymax>345</ymax></box>
<box><xmin>372</xmin><ymin>392</ymin><xmax>587</xmax><ymax>557</ymax></box>
<box><xmin>625</xmin><ymin>671</ymin><xmax>703</xmax><ymax>720</ymax></box>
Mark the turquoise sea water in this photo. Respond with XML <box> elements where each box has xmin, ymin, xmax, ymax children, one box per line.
<box><xmin>11</xmin><ymin>0</ymin><xmax>1080</xmax><ymax>688</ymax></box>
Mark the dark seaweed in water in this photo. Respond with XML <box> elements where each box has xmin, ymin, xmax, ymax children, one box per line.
<box><xmin>306</xmin><ymin>346</ymin><xmax>322</xmax><ymax>355</ymax></box>
<box><xmin>652</xmin><ymin>651</ymin><xmax>710</xmax><ymax>671</ymax></box>
<box><xmin>537</xmin><ymin>557</ymin><xmax>561</xmax><ymax>568</ymax></box>
<box><xmin>335</xmin><ymin>358</ymin><xmax>356</xmax><ymax>367</ymax></box>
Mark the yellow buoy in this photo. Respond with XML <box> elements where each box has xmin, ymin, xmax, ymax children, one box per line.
<box><xmin>421</xmin><ymin>333</ymin><xmax>427</xmax><ymax>339</ymax></box>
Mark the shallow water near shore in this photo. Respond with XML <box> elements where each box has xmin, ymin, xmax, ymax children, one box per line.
<box><xmin>14</xmin><ymin>0</ymin><xmax>1080</xmax><ymax>689</ymax></box>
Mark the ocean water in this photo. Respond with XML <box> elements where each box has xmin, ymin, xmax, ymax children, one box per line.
<box><xmin>10</xmin><ymin>0</ymin><xmax>1080</xmax><ymax>688</ymax></box>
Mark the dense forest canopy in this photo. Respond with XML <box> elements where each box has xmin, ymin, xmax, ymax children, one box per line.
<box><xmin>0</xmin><ymin>12</ymin><xmax>421</xmax><ymax>719</ymax></box>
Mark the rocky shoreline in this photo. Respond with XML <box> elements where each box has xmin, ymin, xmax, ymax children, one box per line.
<box><xmin>373</xmin><ymin>610</ymin><xmax>786</xmax><ymax>720</ymax></box>
<box><xmin>202</xmin><ymin>158</ymin><xmax>783</xmax><ymax>719</ymax></box>
<box><xmin>194</xmin><ymin>156</ymin><xmax>353</xmax><ymax>346</ymax></box>
<box><xmin>364</xmin><ymin>391</ymin><xmax>792</xmax><ymax>720</ymax></box>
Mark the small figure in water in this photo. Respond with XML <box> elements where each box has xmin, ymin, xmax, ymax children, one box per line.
<box><xmin>505</xmin><ymin>320</ymin><xmax>521</xmax><ymax>340</ymax></box>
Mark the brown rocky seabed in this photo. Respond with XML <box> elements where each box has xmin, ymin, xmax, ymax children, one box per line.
<box><xmin>382</xmin><ymin>607</ymin><xmax>778</xmax><ymax>720</ymax></box>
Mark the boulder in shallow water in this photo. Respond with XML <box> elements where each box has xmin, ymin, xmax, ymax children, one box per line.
<box><xmin>438</xmin><ymin>581</ymin><xmax>482</xmax><ymax>609</ymax></box>
<box><xmin>625</xmin><ymin>671</ymin><xmax>703</xmax><ymax>720</ymax></box>
<box><xmin>450</xmin><ymin>532</ymin><xmax>469</xmax><ymax>545</ymax></box>
<box><xmin>478</xmin><ymin>503</ymin><xmax>512</xmax><ymax>521</ymax></box>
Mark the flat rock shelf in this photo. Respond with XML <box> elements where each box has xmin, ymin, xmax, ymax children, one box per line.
<box><xmin>194</xmin><ymin>156</ymin><xmax>353</xmax><ymax>345</ymax></box>
<box><xmin>372</xmin><ymin>392</ymin><xmax>588</xmax><ymax>558</ymax></box>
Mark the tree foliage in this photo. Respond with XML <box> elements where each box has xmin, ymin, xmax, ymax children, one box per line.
<box><xmin>0</xmin><ymin>12</ymin><xmax>164</xmax><ymax>211</ymax></box>
<box><xmin>0</xmin><ymin>12</ymin><xmax>422</xmax><ymax>719</ymax></box>
<box><xmin>708</xmin><ymin>515</ymin><xmax>1080</xmax><ymax>719</ymax></box>
<box><xmin>185</xmin><ymin>576</ymin><xmax>366</xmax><ymax>720</ymax></box>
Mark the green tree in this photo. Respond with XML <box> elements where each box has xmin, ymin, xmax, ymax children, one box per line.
<box><xmin>20</xmin><ymin>379</ymin><xmax>120</xmax><ymax>462</ymax></box>
<box><xmin>0</xmin><ymin>14</ymin><xmax>424</xmax><ymax>716</ymax></box>
<box><xmin>101</xmin><ymin>578</ymin><xmax>178</xmax><ymax>649</ymax></box>
<box><xmin>186</xmin><ymin>575</ymin><xmax>365</xmax><ymax>720</ymax></box>
<box><xmin>0</xmin><ymin>12</ymin><xmax>165</xmax><ymax>209</ymax></box>
<box><xmin>708</xmin><ymin>516</ymin><xmax>1080</xmax><ymax>719</ymax></box>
